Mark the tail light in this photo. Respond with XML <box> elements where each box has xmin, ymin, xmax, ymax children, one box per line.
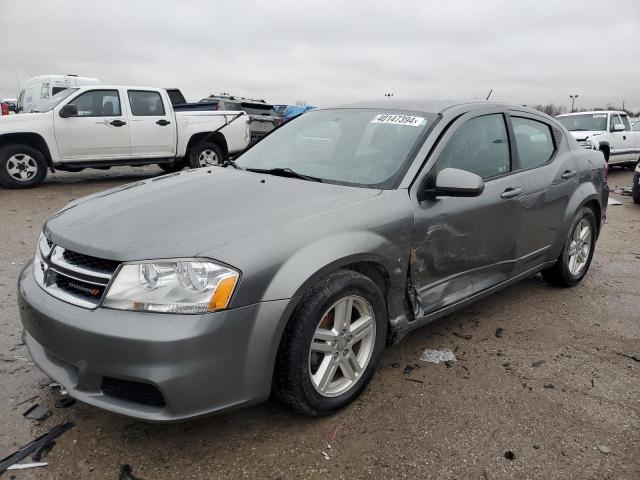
<box><xmin>1</xmin><ymin>103</ymin><xmax>8</xmax><ymax>116</ymax></box>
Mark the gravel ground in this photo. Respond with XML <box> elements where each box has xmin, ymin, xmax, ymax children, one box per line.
<box><xmin>0</xmin><ymin>166</ymin><xmax>638</xmax><ymax>480</ymax></box>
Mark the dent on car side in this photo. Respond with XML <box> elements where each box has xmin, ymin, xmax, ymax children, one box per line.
<box><xmin>18</xmin><ymin>101</ymin><xmax>607</xmax><ymax>420</ymax></box>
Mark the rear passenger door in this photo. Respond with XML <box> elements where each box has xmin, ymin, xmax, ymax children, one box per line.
<box><xmin>509</xmin><ymin>113</ymin><xmax>575</xmax><ymax>273</ymax></box>
<box><xmin>126</xmin><ymin>89</ymin><xmax>176</xmax><ymax>158</ymax></box>
<box><xmin>411</xmin><ymin>110</ymin><xmax>531</xmax><ymax>314</ymax></box>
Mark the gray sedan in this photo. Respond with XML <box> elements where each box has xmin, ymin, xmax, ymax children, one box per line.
<box><xmin>18</xmin><ymin>100</ymin><xmax>608</xmax><ymax>420</ymax></box>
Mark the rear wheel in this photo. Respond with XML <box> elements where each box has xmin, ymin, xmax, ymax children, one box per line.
<box><xmin>632</xmin><ymin>173</ymin><xmax>640</xmax><ymax>204</ymax></box>
<box><xmin>0</xmin><ymin>144</ymin><xmax>47</xmax><ymax>188</ymax></box>
<box><xmin>188</xmin><ymin>142</ymin><xmax>226</xmax><ymax>168</ymax></box>
<box><xmin>542</xmin><ymin>207</ymin><xmax>596</xmax><ymax>287</ymax></box>
<box><xmin>274</xmin><ymin>270</ymin><xmax>387</xmax><ymax>416</ymax></box>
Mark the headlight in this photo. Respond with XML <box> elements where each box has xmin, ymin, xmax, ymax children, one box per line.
<box><xmin>103</xmin><ymin>259</ymin><xmax>239</xmax><ymax>314</ymax></box>
<box><xmin>37</xmin><ymin>232</ymin><xmax>52</xmax><ymax>258</ymax></box>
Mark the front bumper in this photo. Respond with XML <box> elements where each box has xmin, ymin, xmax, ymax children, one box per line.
<box><xmin>18</xmin><ymin>265</ymin><xmax>292</xmax><ymax>421</ymax></box>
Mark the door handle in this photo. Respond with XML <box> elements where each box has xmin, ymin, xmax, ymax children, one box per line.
<box><xmin>156</xmin><ymin>120</ymin><xmax>171</xmax><ymax>126</ymax></box>
<box><xmin>561</xmin><ymin>170</ymin><xmax>577</xmax><ymax>180</ymax></box>
<box><xmin>500</xmin><ymin>187</ymin><xmax>523</xmax><ymax>199</ymax></box>
<box><xmin>109</xmin><ymin>120</ymin><xmax>127</xmax><ymax>127</ymax></box>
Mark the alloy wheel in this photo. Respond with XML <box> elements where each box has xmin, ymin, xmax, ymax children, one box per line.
<box><xmin>308</xmin><ymin>295</ymin><xmax>376</xmax><ymax>397</ymax></box>
<box><xmin>567</xmin><ymin>218</ymin><xmax>592</xmax><ymax>276</ymax></box>
<box><xmin>197</xmin><ymin>149</ymin><xmax>220</xmax><ymax>167</ymax></box>
<box><xmin>6</xmin><ymin>154</ymin><xmax>38</xmax><ymax>182</ymax></box>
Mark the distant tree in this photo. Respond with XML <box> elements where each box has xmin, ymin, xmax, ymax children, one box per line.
<box><xmin>532</xmin><ymin>103</ymin><xmax>565</xmax><ymax>117</ymax></box>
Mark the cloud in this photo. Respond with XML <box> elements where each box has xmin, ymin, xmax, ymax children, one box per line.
<box><xmin>1</xmin><ymin>0</ymin><xmax>639</xmax><ymax>111</ymax></box>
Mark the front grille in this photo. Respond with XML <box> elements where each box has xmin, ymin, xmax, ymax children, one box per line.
<box><xmin>62</xmin><ymin>249</ymin><xmax>120</xmax><ymax>274</ymax></box>
<box><xmin>34</xmin><ymin>242</ymin><xmax>120</xmax><ymax>309</ymax></box>
<box><xmin>102</xmin><ymin>377</ymin><xmax>166</xmax><ymax>408</ymax></box>
<box><xmin>51</xmin><ymin>272</ymin><xmax>106</xmax><ymax>302</ymax></box>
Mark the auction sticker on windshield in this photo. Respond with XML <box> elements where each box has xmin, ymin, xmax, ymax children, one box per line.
<box><xmin>371</xmin><ymin>114</ymin><xmax>426</xmax><ymax>127</ymax></box>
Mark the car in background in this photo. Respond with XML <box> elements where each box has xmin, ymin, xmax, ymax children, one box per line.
<box><xmin>18</xmin><ymin>100</ymin><xmax>607</xmax><ymax>421</ymax></box>
<box><xmin>0</xmin><ymin>85</ymin><xmax>250</xmax><ymax>188</ymax></box>
<box><xmin>1</xmin><ymin>102</ymin><xmax>9</xmax><ymax>116</ymax></box>
<box><xmin>1</xmin><ymin>98</ymin><xmax>18</xmax><ymax>113</ymax></box>
<box><xmin>274</xmin><ymin>104</ymin><xmax>315</xmax><ymax>121</ymax></box>
<box><xmin>17</xmin><ymin>75</ymin><xmax>100</xmax><ymax>114</ymax></box>
<box><xmin>556</xmin><ymin>111</ymin><xmax>640</xmax><ymax>168</ymax></box>
<box><xmin>199</xmin><ymin>94</ymin><xmax>281</xmax><ymax>144</ymax></box>
<box><xmin>164</xmin><ymin>88</ymin><xmax>187</xmax><ymax>106</ymax></box>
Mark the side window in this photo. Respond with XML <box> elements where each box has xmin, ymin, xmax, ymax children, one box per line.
<box><xmin>512</xmin><ymin>117</ymin><xmax>556</xmax><ymax>169</ymax></box>
<box><xmin>128</xmin><ymin>90</ymin><xmax>165</xmax><ymax>116</ymax></box>
<box><xmin>610</xmin><ymin>114</ymin><xmax>622</xmax><ymax>131</ymax></box>
<box><xmin>633</xmin><ymin>121</ymin><xmax>640</xmax><ymax>132</ymax></box>
<box><xmin>436</xmin><ymin>114</ymin><xmax>510</xmax><ymax>179</ymax></box>
<box><xmin>68</xmin><ymin>90</ymin><xmax>121</xmax><ymax>117</ymax></box>
<box><xmin>621</xmin><ymin>115</ymin><xmax>631</xmax><ymax>131</ymax></box>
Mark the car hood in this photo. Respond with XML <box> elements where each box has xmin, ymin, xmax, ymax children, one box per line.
<box><xmin>45</xmin><ymin>168</ymin><xmax>381</xmax><ymax>261</ymax></box>
<box><xmin>568</xmin><ymin>130</ymin><xmax>605</xmax><ymax>141</ymax></box>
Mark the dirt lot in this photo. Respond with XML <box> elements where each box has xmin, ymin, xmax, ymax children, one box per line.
<box><xmin>0</xmin><ymin>167</ymin><xmax>638</xmax><ymax>480</ymax></box>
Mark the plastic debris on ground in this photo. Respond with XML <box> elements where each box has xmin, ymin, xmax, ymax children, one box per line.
<box><xmin>420</xmin><ymin>348</ymin><xmax>457</xmax><ymax>364</ymax></box>
<box><xmin>7</xmin><ymin>462</ymin><xmax>48</xmax><ymax>470</ymax></box>
<box><xmin>607</xmin><ymin>197</ymin><xmax>623</xmax><ymax>206</ymax></box>
<box><xmin>23</xmin><ymin>404</ymin><xmax>51</xmax><ymax>421</ymax></box>
<box><xmin>54</xmin><ymin>395</ymin><xmax>76</xmax><ymax>409</ymax></box>
<box><xmin>0</xmin><ymin>421</ymin><xmax>74</xmax><ymax>474</ymax></box>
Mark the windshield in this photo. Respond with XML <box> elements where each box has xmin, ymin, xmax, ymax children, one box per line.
<box><xmin>32</xmin><ymin>88</ymin><xmax>79</xmax><ymax>112</ymax></box>
<box><xmin>557</xmin><ymin>113</ymin><xmax>608</xmax><ymax>132</ymax></box>
<box><xmin>235</xmin><ymin>108</ymin><xmax>434</xmax><ymax>188</ymax></box>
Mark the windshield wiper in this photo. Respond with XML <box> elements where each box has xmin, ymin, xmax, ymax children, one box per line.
<box><xmin>245</xmin><ymin>167</ymin><xmax>322</xmax><ymax>182</ymax></box>
<box><xmin>223</xmin><ymin>159</ymin><xmax>242</xmax><ymax>169</ymax></box>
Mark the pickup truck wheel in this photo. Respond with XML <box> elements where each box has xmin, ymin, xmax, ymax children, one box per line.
<box><xmin>0</xmin><ymin>144</ymin><xmax>47</xmax><ymax>189</ymax></box>
<box><xmin>273</xmin><ymin>270</ymin><xmax>387</xmax><ymax>416</ymax></box>
<box><xmin>189</xmin><ymin>142</ymin><xmax>225</xmax><ymax>168</ymax></box>
<box><xmin>632</xmin><ymin>173</ymin><xmax>640</xmax><ymax>204</ymax></box>
<box><xmin>542</xmin><ymin>207</ymin><xmax>596</xmax><ymax>287</ymax></box>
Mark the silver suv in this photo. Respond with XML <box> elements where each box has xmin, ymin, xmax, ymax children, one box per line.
<box><xmin>19</xmin><ymin>100</ymin><xmax>608</xmax><ymax>421</ymax></box>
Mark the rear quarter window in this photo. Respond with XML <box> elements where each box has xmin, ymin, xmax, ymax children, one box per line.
<box><xmin>512</xmin><ymin>117</ymin><xmax>556</xmax><ymax>169</ymax></box>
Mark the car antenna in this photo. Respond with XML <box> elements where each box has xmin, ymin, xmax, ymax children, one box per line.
<box><xmin>485</xmin><ymin>89</ymin><xmax>493</xmax><ymax>101</ymax></box>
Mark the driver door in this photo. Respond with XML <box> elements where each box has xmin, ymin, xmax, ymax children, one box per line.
<box><xmin>54</xmin><ymin>89</ymin><xmax>131</xmax><ymax>161</ymax></box>
<box><xmin>411</xmin><ymin>110</ymin><xmax>528</xmax><ymax>314</ymax></box>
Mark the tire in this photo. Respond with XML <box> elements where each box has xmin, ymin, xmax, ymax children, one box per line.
<box><xmin>0</xmin><ymin>144</ymin><xmax>47</xmax><ymax>189</ymax></box>
<box><xmin>188</xmin><ymin>142</ymin><xmax>226</xmax><ymax>169</ymax></box>
<box><xmin>632</xmin><ymin>173</ymin><xmax>640</xmax><ymax>205</ymax></box>
<box><xmin>158</xmin><ymin>160</ymin><xmax>185</xmax><ymax>173</ymax></box>
<box><xmin>273</xmin><ymin>270</ymin><xmax>388</xmax><ymax>416</ymax></box>
<box><xmin>542</xmin><ymin>207</ymin><xmax>597</xmax><ymax>287</ymax></box>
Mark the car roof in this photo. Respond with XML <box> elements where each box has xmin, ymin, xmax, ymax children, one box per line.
<box><xmin>328</xmin><ymin>99</ymin><xmax>547</xmax><ymax>117</ymax></box>
<box><xmin>557</xmin><ymin>110</ymin><xmax>626</xmax><ymax>117</ymax></box>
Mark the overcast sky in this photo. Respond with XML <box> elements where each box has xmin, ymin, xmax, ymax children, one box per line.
<box><xmin>2</xmin><ymin>0</ymin><xmax>639</xmax><ymax>111</ymax></box>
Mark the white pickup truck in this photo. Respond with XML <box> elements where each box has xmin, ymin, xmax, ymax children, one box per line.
<box><xmin>556</xmin><ymin>110</ymin><xmax>640</xmax><ymax>168</ymax></box>
<box><xmin>0</xmin><ymin>86</ymin><xmax>250</xmax><ymax>188</ymax></box>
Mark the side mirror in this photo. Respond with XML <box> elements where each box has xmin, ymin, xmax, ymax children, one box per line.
<box><xmin>422</xmin><ymin>168</ymin><xmax>485</xmax><ymax>199</ymax></box>
<box><xmin>612</xmin><ymin>123</ymin><xmax>625</xmax><ymax>132</ymax></box>
<box><xmin>59</xmin><ymin>104</ymin><xmax>78</xmax><ymax>118</ymax></box>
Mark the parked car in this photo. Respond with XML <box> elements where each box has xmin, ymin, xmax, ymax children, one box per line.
<box><xmin>1</xmin><ymin>102</ymin><xmax>8</xmax><ymax>116</ymax></box>
<box><xmin>274</xmin><ymin>104</ymin><xmax>315</xmax><ymax>121</ymax></box>
<box><xmin>17</xmin><ymin>75</ymin><xmax>101</xmax><ymax>113</ymax></box>
<box><xmin>556</xmin><ymin>111</ymin><xmax>640</xmax><ymax>168</ymax></box>
<box><xmin>0</xmin><ymin>85</ymin><xmax>250</xmax><ymax>188</ymax></box>
<box><xmin>18</xmin><ymin>100</ymin><xmax>608</xmax><ymax>421</ymax></box>
<box><xmin>1</xmin><ymin>98</ymin><xmax>18</xmax><ymax>113</ymax></box>
<box><xmin>164</xmin><ymin>88</ymin><xmax>187</xmax><ymax>106</ymax></box>
<box><xmin>199</xmin><ymin>94</ymin><xmax>281</xmax><ymax>144</ymax></box>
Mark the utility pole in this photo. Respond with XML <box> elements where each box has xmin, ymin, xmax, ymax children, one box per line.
<box><xmin>569</xmin><ymin>94</ymin><xmax>579</xmax><ymax>113</ymax></box>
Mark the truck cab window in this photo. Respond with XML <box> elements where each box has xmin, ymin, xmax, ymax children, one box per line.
<box><xmin>69</xmin><ymin>90</ymin><xmax>121</xmax><ymax>117</ymax></box>
<box><xmin>128</xmin><ymin>90</ymin><xmax>165</xmax><ymax>116</ymax></box>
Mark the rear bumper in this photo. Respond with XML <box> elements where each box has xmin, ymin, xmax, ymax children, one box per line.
<box><xmin>18</xmin><ymin>265</ymin><xmax>292</xmax><ymax>422</ymax></box>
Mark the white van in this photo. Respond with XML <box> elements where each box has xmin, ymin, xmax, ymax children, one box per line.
<box><xmin>17</xmin><ymin>75</ymin><xmax>100</xmax><ymax>113</ymax></box>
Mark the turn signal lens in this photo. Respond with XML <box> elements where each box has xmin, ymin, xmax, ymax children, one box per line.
<box><xmin>208</xmin><ymin>275</ymin><xmax>238</xmax><ymax>312</ymax></box>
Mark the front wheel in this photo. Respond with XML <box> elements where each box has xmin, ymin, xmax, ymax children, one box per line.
<box><xmin>188</xmin><ymin>142</ymin><xmax>226</xmax><ymax>168</ymax></box>
<box><xmin>0</xmin><ymin>144</ymin><xmax>47</xmax><ymax>188</ymax></box>
<box><xmin>274</xmin><ymin>270</ymin><xmax>387</xmax><ymax>416</ymax></box>
<box><xmin>542</xmin><ymin>207</ymin><xmax>597</xmax><ymax>287</ymax></box>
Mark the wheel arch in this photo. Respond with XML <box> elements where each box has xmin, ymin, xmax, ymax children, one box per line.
<box><xmin>185</xmin><ymin>131</ymin><xmax>229</xmax><ymax>160</ymax></box>
<box><xmin>0</xmin><ymin>133</ymin><xmax>54</xmax><ymax>170</ymax></box>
